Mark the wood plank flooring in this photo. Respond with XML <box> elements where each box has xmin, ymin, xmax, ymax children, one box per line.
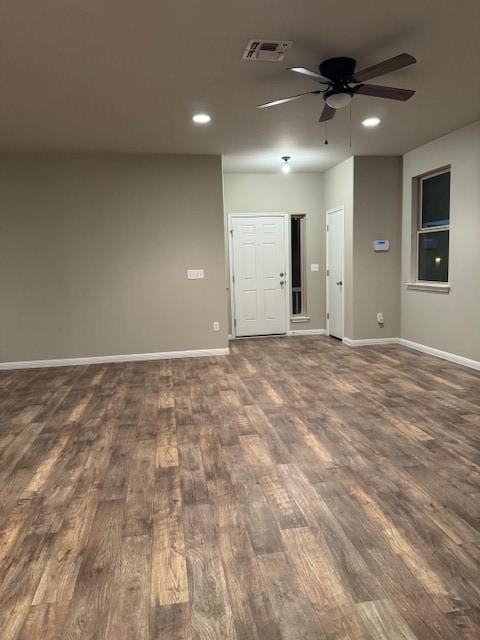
<box><xmin>1</xmin><ymin>336</ymin><xmax>480</xmax><ymax>639</ymax></box>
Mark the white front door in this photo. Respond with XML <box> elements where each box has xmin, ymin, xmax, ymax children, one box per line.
<box><xmin>231</xmin><ymin>215</ymin><xmax>287</xmax><ymax>337</ymax></box>
<box><xmin>327</xmin><ymin>207</ymin><xmax>344</xmax><ymax>339</ymax></box>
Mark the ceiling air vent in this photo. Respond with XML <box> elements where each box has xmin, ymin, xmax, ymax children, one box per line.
<box><xmin>242</xmin><ymin>40</ymin><xmax>292</xmax><ymax>62</ymax></box>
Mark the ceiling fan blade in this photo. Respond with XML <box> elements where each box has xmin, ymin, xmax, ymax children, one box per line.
<box><xmin>354</xmin><ymin>84</ymin><xmax>415</xmax><ymax>101</ymax></box>
<box><xmin>319</xmin><ymin>103</ymin><xmax>336</xmax><ymax>122</ymax></box>
<box><xmin>257</xmin><ymin>90</ymin><xmax>321</xmax><ymax>109</ymax></box>
<box><xmin>353</xmin><ymin>53</ymin><xmax>416</xmax><ymax>83</ymax></box>
<box><xmin>288</xmin><ymin>67</ymin><xmax>330</xmax><ymax>84</ymax></box>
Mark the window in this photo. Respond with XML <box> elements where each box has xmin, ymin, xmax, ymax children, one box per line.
<box><xmin>291</xmin><ymin>215</ymin><xmax>306</xmax><ymax>316</ymax></box>
<box><xmin>416</xmin><ymin>169</ymin><xmax>450</xmax><ymax>282</ymax></box>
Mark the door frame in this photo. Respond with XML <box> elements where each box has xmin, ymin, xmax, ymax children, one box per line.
<box><xmin>228</xmin><ymin>213</ymin><xmax>290</xmax><ymax>339</ymax></box>
<box><xmin>326</xmin><ymin>206</ymin><xmax>345</xmax><ymax>339</ymax></box>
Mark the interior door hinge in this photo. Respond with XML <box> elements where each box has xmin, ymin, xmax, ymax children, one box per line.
<box><xmin>234</xmin><ymin>318</ymin><xmax>237</xmax><ymax>327</ymax></box>
<box><xmin>327</xmin><ymin>224</ymin><xmax>329</xmax><ymax>231</ymax></box>
<box><xmin>327</xmin><ymin>312</ymin><xmax>330</xmax><ymax>320</ymax></box>
<box><xmin>229</xmin><ymin>228</ymin><xmax>233</xmax><ymax>235</ymax></box>
<box><xmin>326</xmin><ymin>269</ymin><xmax>329</xmax><ymax>276</ymax></box>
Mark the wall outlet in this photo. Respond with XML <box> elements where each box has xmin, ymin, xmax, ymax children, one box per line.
<box><xmin>377</xmin><ymin>312</ymin><xmax>384</xmax><ymax>324</ymax></box>
<box><xmin>213</xmin><ymin>321</ymin><xmax>220</xmax><ymax>332</ymax></box>
<box><xmin>187</xmin><ymin>269</ymin><xmax>205</xmax><ymax>280</ymax></box>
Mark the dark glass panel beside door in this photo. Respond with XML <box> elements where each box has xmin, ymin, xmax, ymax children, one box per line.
<box><xmin>418</xmin><ymin>230</ymin><xmax>449</xmax><ymax>282</ymax></box>
<box><xmin>291</xmin><ymin>217</ymin><xmax>302</xmax><ymax>315</ymax></box>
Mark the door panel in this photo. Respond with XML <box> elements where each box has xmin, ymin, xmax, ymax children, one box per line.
<box><xmin>232</xmin><ymin>216</ymin><xmax>287</xmax><ymax>337</ymax></box>
<box><xmin>262</xmin><ymin>243</ymin><xmax>276</xmax><ymax>277</ymax></box>
<box><xmin>242</xmin><ymin>243</ymin><xmax>256</xmax><ymax>279</ymax></box>
<box><xmin>264</xmin><ymin>289</ymin><xmax>277</xmax><ymax>319</ymax></box>
<box><xmin>327</xmin><ymin>208</ymin><xmax>344</xmax><ymax>339</ymax></box>
<box><xmin>243</xmin><ymin>290</ymin><xmax>257</xmax><ymax>321</ymax></box>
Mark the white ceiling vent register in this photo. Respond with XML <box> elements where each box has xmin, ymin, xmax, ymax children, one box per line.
<box><xmin>242</xmin><ymin>40</ymin><xmax>292</xmax><ymax>62</ymax></box>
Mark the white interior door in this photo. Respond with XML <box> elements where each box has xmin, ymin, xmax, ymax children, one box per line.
<box><xmin>231</xmin><ymin>215</ymin><xmax>287</xmax><ymax>337</ymax></box>
<box><xmin>327</xmin><ymin>207</ymin><xmax>344</xmax><ymax>339</ymax></box>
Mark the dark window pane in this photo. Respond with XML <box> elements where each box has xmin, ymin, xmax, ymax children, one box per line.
<box><xmin>418</xmin><ymin>230</ymin><xmax>449</xmax><ymax>282</ymax></box>
<box><xmin>421</xmin><ymin>171</ymin><xmax>450</xmax><ymax>228</ymax></box>
<box><xmin>292</xmin><ymin>290</ymin><xmax>302</xmax><ymax>315</ymax></box>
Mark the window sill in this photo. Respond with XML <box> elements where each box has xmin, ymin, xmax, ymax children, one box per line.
<box><xmin>406</xmin><ymin>282</ymin><xmax>450</xmax><ymax>293</ymax></box>
<box><xmin>291</xmin><ymin>315</ymin><xmax>310</xmax><ymax>323</ymax></box>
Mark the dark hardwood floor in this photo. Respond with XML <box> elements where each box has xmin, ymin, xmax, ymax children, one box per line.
<box><xmin>1</xmin><ymin>336</ymin><xmax>479</xmax><ymax>639</ymax></box>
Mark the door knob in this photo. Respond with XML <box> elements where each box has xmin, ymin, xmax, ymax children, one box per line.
<box><xmin>280</xmin><ymin>272</ymin><xmax>285</xmax><ymax>277</ymax></box>
<box><xmin>280</xmin><ymin>280</ymin><xmax>285</xmax><ymax>286</ymax></box>
<box><xmin>336</xmin><ymin>280</ymin><xmax>343</xmax><ymax>286</ymax></box>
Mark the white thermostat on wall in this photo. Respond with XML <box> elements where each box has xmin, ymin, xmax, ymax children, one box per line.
<box><xmin>374</xmin><ymin>239</ymin><xmax>390</xmax><ymax>252</ymax></box>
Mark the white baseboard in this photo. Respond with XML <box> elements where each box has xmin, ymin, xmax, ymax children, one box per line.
<box><xmin>0</xmin><ymin>347</ymin><xmax>230</xmax><ymax>371</ymax></box>
<box><xmin>287</xmin><ymin>329</ymin><xmax>327</xmax><ymax>337</ymax></box>
<box><xmin>342</xmin><ymin>336</ymin><xmax>479</xmax><ymax>371</ymax></box>
<box><xmin>3</xmin><ymin>338</ymin><xmax>478</xmax><ymax>373</ymax></box>
<box><xmin>342</xmin><ymin>337</ymin><xmax>398</xmax><ymax>347</ymax></box>
<box><xmin>397</xmin><ymin>338</ymin><xmax>480</xmax><ymax>371</ymax></box>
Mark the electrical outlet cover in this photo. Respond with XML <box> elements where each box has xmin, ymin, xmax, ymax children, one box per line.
<box><xmin>187</xmin><ymin>269</ymin><xmax>205</xmax><ymax>279</ymax></box>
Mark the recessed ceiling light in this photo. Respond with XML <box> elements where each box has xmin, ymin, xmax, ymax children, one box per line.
<box><xmin>192</xmin><ymin>113</ymin><xmax>211</xmax><ymax>124</ymax></box>
<box><xmin>362</xmin><ymin>117</ymin><xmax>381</xmax><ymax>128</ymax></box>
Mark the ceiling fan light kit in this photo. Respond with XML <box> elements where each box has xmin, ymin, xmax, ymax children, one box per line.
<box><xmin>281</xmin><ymin>155</ymin><xmax>291</xmax><ymax>173</ymax></box>
<box><xmin>257</xmin><ymin>52</ymin><xmax>416</xmax><ymax>125</ymax></box>
<box><xmin>325</xmin><ymin>90</ymin><xmax>353</xmax><ymax>109</ymax></box>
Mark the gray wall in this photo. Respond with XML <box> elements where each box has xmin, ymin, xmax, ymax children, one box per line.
<box><xmin>323</xmin><ymin>156</ymin><xmax>402</xmax><ymax>341</ymax></box>
<box><xmin>0</xmin><ymin>153</ymin><xmax>228</xmax><ymax>362</ymax></box>
<box><xmin>323</xmin><ymin>157</ymin><xmax>354</xmax><ymax>338</ymax></box>
<box><xmin>353</xmin><ymin>157</ymin><xmax>402</xmax><ymax>340</ymax></box>
<box><xmin>223</xmin><ymin>173</ymin><xmax>324</xmax><ymax>332</ymax></box>
<box><xmin>401</xmin><ymin>120</ymin><xmax>480</xmax><ymax>360</ymax></box>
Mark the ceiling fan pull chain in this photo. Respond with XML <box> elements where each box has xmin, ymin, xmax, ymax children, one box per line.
<box><xmin>349</xmin><ymin>102</ymin><xmax>352</xmax><ymax>148</ymax></box>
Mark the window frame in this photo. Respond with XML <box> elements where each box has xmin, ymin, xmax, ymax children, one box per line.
<box><xmin>415</xmin><ymin>166</ymin><xmax>451</xmax><ymax>284</ymax></box>
<box><xmin>290</xmin><ymin>214</ymin><xmax>307</xmax><ymax>318</ymax></box>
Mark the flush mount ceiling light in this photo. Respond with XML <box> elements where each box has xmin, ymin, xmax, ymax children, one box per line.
<box><xmin>325</xmin><ymin>90</ymin><xmax>352</xmax><ymax>109</ymax></box>
<box><xmin>362</xmin><ymin>116</ymin><xmax>381</xmax><ymax>127</ymax></box>
<box><xmin>281</xmin><ymin>156</ymin><xmax>291</xmax><ymax>173</ymax></box>
<box><xmin>192</xmin><ymin>113</ymin><xmax>211</xmax><ymax>124</ymax></box>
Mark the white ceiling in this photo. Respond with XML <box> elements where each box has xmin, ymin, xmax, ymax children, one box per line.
<box><xmin>1</xmin><ymin>0</ymin><xmax>479</xmax><ymax>172</ymax></box>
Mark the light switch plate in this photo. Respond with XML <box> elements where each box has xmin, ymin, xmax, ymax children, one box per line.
<box><xmin>310</xmin><ymin>263</ymin><xmax>319</xmax><ymax>272</ymax></box>
<box><xmin>187</xmin><ymin>269</ymin><xmax>205</xmax><ymax>279</ymax></box>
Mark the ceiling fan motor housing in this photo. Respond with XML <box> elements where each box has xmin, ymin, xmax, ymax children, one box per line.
<box><xmin>319</xmin><ymin>57</ymin><xmax>356</xmax><ymax>83</ymax></box>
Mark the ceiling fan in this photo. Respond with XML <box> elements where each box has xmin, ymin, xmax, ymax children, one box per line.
<box><xmin>257</xmin><ymin>53</ymin><xmax>416</xmax><ymax>121</ymax></box>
